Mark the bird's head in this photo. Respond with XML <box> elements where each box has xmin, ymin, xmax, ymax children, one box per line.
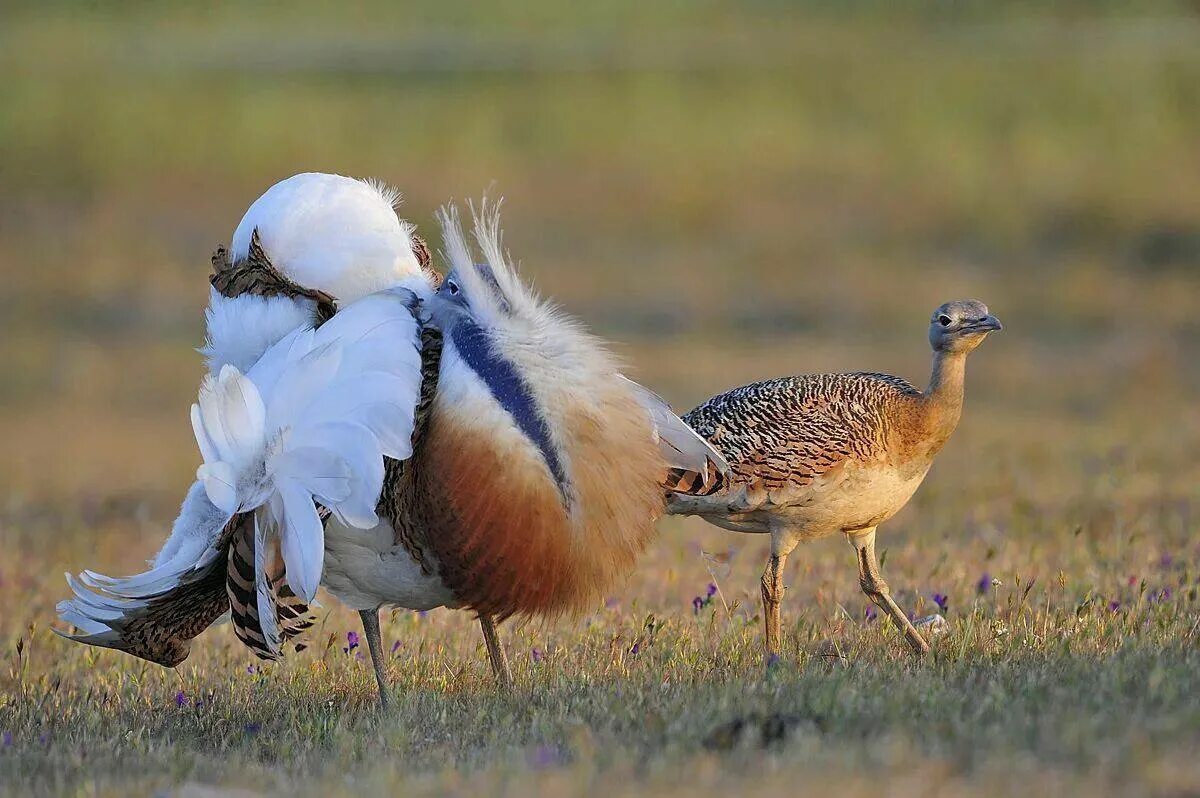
<box><xmin>430</xmin><ymin>262</ymin><xmax>511</xmax><ymax>332</ymax></box>
<box><xmin>927</xmin><ymin>300</ymin><xmax>1002</xmax><ymax>354</ymax></box>
<box><xmin>428</xmin><ymin>202</ymin><xmax>524</xmax><ymax>334</ymax></box>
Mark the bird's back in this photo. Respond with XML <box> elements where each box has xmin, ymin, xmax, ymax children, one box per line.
<box><xmin>671</xmin><ymin>373</ymin><xmax>931</xmax><ymax>532</ymax></box>
<box><xmin>686</xmin><ymin>373</ymin><xmax>922</xmax><ymax>488</ymax></box>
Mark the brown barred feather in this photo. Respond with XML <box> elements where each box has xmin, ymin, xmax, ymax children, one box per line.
<box><xmin>227</xmin><ymin>513</ymin><xmax>318</xmax><ymax>660</ymax></box>
<box><xmin>211</xmin><ymin>228</ymin><xmax>338</xmax><ymax>323</ymax></box>
<box><xmin>678</xmin><ymin>373</ymin><xmax>924</xmax><ymax>496</ymax></box>
<box><xmin>376</xmin><ymin>270</ymin><xmax>445</xmax><ymax>573</ymax></box>
<box><xmin>71</xmin><ymin>514</ymin><xmax>245</xmax><ymax>667</ymax></box>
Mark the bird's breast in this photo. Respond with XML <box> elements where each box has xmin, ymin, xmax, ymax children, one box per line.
<box><xmin>446</xmin><ymin>320</ymin><xmax>572</xmax><ymax>506</ymax></box>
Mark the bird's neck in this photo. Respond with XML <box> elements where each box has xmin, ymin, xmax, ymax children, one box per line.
<box><xmin>919</xmin><ymin>349</ymin><xmax>967</xmax><ymax>452</ymax></box>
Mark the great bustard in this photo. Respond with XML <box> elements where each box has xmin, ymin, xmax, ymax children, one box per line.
<box><xmin>56</xmin><ymin>173</ymin><xmax>726</xmax><ymax>706</ymax></box>
<box><xmin>667</xmin><ymin>301</ymin><xmax>1001</xmax><ymax>656</ymax></box>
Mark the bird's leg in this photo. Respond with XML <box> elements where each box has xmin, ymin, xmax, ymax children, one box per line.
<box><xmin>847</xmin><ymin>528</ymin><xmax>929</xmax><ymax>656</ymax></box>
<box><xmin>358</xmin><ymin>608</ymin><xmax>391</xmax><ymax>710</ymax></box>
<box><xmin>479</xmin><ymin>614</ymin><xmax>513</xmax><ymax>689</ymax></box>
<box><xmin>761</xmin><ymin>529</ymin><xmax>804</xmax><ymax>658</ymax></box>
<box><xmin>760</xmin><ymin>552</ymin><xmax>789</xmax><ymax>655</ymax></box>
<box><xmin>761</xmin><ymin>533</ymin><xmax>801</xmax><ymax>657</ymax></box>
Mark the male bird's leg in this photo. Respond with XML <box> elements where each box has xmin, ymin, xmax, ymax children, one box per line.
<box><xmin>847</xmin><ymin>528</ymin><xmax>929</xmax><ymax>655</ymax></box>
<box><xmin>358</xmin><ymin>608</ymin><xmax>391</xmax><ymax>710</ymax></box>
<box><xmin>761</xmin><ymin>534</ymin><xmax>799</xmax><ymax>656</ymax></box>
<box><xmin>479</xmin><ymin>615</ymin><xmax>513</xmax><ymax>689</ymax></box>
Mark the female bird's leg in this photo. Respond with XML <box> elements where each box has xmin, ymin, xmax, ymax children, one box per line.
<box><xmin>358</xmin><ymin>608</ymin><xmax>391</xmax><ymax>710</ymax></box>
<box><xmin>761</xmin><ymin>534</ymin><xmax>800</xmax><ymax>656</ymax></box>
<box><xmin>479</xmin><ymin>615</ymin><xmax>513</xmax><ymax>689</ymax></box>
<box><xmin>847</xmin><ymin>528</ymin><xmax>930</xmax><ymax>655</ymax></box>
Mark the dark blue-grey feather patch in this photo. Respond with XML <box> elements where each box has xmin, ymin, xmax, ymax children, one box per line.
<box><xmin>450</xmin><ymin>319</ymin><xmax>570</xmax><ymax>502</ymax></box>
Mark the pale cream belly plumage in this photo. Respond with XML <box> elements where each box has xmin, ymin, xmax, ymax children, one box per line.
<box><xmin>699</xmin><ymin>458</ymin><xmax>932</xmax><ymax>540</ymax></box>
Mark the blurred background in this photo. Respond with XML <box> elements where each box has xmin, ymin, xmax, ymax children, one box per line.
<box><xmin>1</xmin><ymin>2</ymin><xmax>1198</xmax><ymax>596</ymax></box>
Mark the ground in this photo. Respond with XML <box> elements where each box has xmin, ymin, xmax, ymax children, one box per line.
<box><xmin>1</xmin><ymin>3</ymin><xmax>1199</xmax><ymax>796</ymax></box>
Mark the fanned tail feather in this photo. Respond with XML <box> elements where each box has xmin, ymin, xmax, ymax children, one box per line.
<box><xmin>54</xmin><ymin>484</ymin><xmax>237</xmax><ymax>666</ymax></box>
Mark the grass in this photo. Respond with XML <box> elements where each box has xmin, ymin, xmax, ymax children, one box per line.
<box><xmin>2</xmin><ymin>3</ymin><xmax>1200</xmax><ymax>796</ymax></box>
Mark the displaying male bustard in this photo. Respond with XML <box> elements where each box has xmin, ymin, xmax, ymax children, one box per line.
<box><xmin>56</xmin><ymin>173</ymin><xmax>726</xmax><ymax>705</ymax></box>
<box><xmin>667</xmin><ymin>301</ymin><xmax>1001</xmax><ymax>656</ymax></box>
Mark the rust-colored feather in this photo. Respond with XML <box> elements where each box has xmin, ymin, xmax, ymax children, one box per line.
<box><xmin>420</xmin><ymin>386</ymin><xmax>665</xmax><ymax>620</ymax></box>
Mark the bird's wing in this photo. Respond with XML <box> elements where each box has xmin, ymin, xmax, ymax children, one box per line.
<box><xmin>230</xmin><ymin>173</ymin><xmax>423</xmax><ymax>305</ymax></box>
<box><xmin>58</xmin><ymin>284</ymin><xmax>429</xmax><ymax>663</ymax></box>
<box><xmin>618</xmin><ymin>375</ymin><xmax>731</xmax><ymax>494</ymax></box>
<box><xmin>204</xmin><ymin>172</ymin><xmax>428</xmax><ymax>374</ymax></box>
<box><xmin>59</xmin><ymin>174</ymin><xmax>434</xmax><ymax>666</ymax></box>
<box><xmin>665</xmin><ymin>375</ymin><xmax>899</xmax><ymax>517</ymax></box>
<box><xmin>194</xmin><ymin>283</ymin><xmax>427</xmax><ymax>638</ymax></box>
<box><xmin>55</xmin><ymin>483</ymin><xmax>236</xmax><ymax>666</ymax></box>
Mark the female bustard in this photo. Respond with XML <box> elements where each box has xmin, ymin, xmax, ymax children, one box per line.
<box><xmin>667</xmin><ymin>301</ymin><xmax>1001</xmax><ymax>656</ymax></box>
<box><xmin>56</xmin><ymin>174</ymin><xmax>725</xmax><ymax>705</ymax></box>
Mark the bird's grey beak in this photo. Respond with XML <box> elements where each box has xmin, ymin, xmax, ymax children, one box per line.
<box><xmin>969</xmin><ymin>315</ymin><xmax>1003</xmax><ymax>333</ymax></box>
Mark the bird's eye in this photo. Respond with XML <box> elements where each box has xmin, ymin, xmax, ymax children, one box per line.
<box><xmin>446</xmin><ymin>279</ymin><xmax>460</xmax><ymax>296</ymax></box>
<box><xmin>938</xmin><ymin>315</ymin><xmax>952</xmax><ymax>327</ymax></box>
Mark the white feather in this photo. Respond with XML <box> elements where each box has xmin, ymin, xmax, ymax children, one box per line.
<box><xmin>61</xmin><ymin>173</ymin><xmax>431</xmax><ymax>646</ymax></box>
<box><xmin>230</xmin><ymin>172</ymin><xmax>424</xmax><ymax>304</ymax></box>
<box><xmin>204</xmin><ymin>172</ymin><xmax>429</xmax><ymax>382</ymax></box>
<box><xmin>619</xmin><ymin>375</ymin><xmax>730</xmax><ymax>487</ymax></box>
<box><xmin>190</xmin><ymin>286</ymin><xmax>424</xmax><ymax>602</ymax></box>
<box><xmin>56</xmin><ymin>483</ymin><xmax>234</xmax><ymax>642</ymax></box>
<box><xmin>276</xmin><ymin>480</ymin><xmax>325</xmax><ymax>602</ymax></box>
<box><xmin>201</xmin><ymin>289</ymin><xmax>316</xmax><ymax>374</ymax></box>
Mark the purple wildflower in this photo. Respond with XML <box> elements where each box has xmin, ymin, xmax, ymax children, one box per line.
<box><xmin>1150</xmin><ymin>587</ymin><xmax>1172</xmax><ymax>604</ymax></box>
<box><xmin>630</xmin><ymin>641</ymin><xmax>641</xmax><ymax>656</ymax></box>
<box><xmin>2</xmin><ymin>731</ymin><xmax>11</xmax><ymax>747</ymax></box>
<box><xmin>765</xmin><ymin>653</ymin><xmax>780</xmax><ymax>669</ymax></box>
<box><xmin>706</xmin><ymin>583</ymin><xmax>718</xmax><ymax>598</ymax></box>
<box><xmin>244</xmin><ymin>722</ymin><xmax>262</xmax><ymax>735</ymax></box>
<box><xmin>864</xmin><ymin>605</ymin><xmax>878</xmax><ymax>622</ymax></box>
<box><xmin>1159</xmin><ymin>553</ymin><xmax>1174</xmax><ymax>569</ymax></box>
<box><xmin>37</xmin><ymin>733</ymin><xmax>48</xmax><ymax>746</ymax></box>
<box><xmin>932</xmin><ymin>593</ymin><xmax>949</xmax><ymax>612</ymax></box>
<box><xmin>343</xmin><ymin>631</ymin><xmax>360</xmax><ymax>654</ymax></box>
<box><xmin>691</xmin><ymin>596</ymin><xmax>704</xmax><ymax>614</ymax></box>
<box><xmin>390</xmin><ymin>640</ymin><xmax>402</xmax><ymax>656</ymax></box>
<box><xmin>1108</xmin><ymin>600</ymin><xmax>1121</xmax><ymax>612</ymax></box>
<box><xmin>174</xmin><ymin>691</ymin><xmax>188</xmax><ymax>708</ymax></box>
<box><xmin>976</xmin><ymin>572</ymin><xmax>991</xmax><ymax>595</ymax></box>
<box><xmin>531</xmin><ymin>647</ymin><xmax>544</xmax><ymax>663</ymax></box>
